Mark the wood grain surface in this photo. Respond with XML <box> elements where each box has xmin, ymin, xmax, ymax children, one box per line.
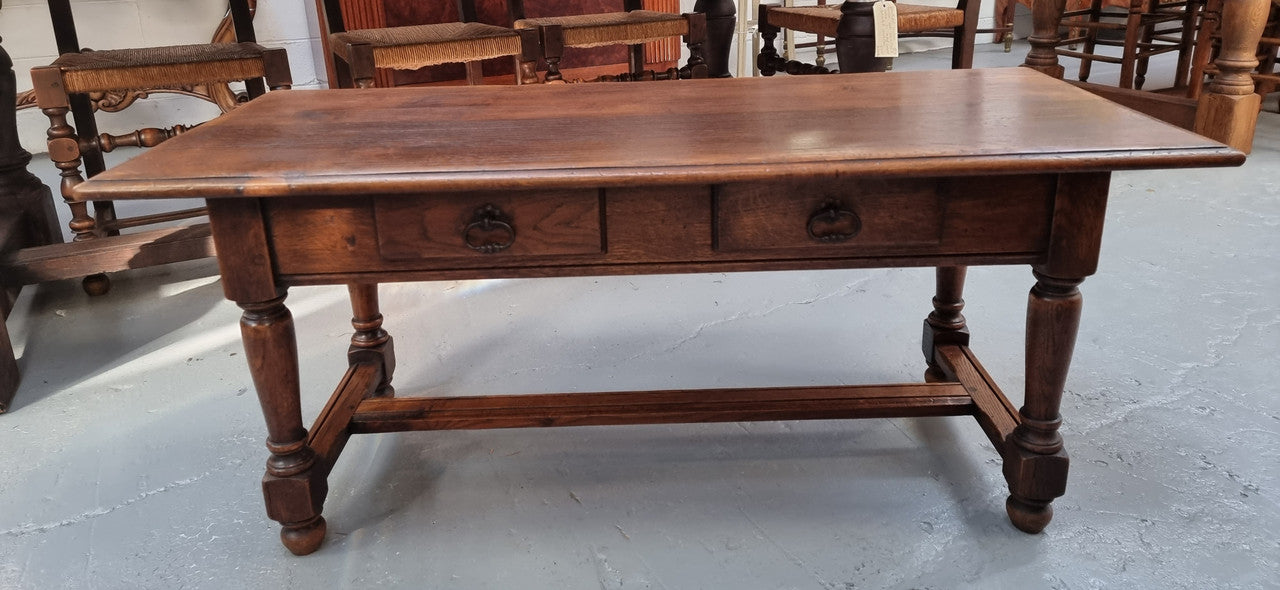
<box><xmin>73</xmin><ymin>68</ymin><xmax>1242</xmax><ymax>201</ymax></box>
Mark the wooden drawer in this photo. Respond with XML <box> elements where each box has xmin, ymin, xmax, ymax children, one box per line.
<box><xmin>715</xmin><ymin>179</ymin><xmax>945</xmax><ymax>254</ymax></box>
<box><xmin>374</xmin><ymin>190</ymin><xmax>604</xmax><ymax>261</ymax></box>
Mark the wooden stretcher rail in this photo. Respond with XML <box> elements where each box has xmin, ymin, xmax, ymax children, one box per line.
<box><xmin>308</xmin><ymin>361</ymin><xmax>383</xmax><ymax>472</ymax></box>
<box><xmin>348</xmin><ymin>382</ymin><xmax>975</xmax><ymax>433</ymax></box>
<box><xmin>934</xmin><ymin>344</ymin><xmax>1021</xmax><ymax>452</ymax></box>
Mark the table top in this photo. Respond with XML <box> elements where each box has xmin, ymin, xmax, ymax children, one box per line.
<box><xmin>74</xmin><ymin>68</ymin><xmax>1243</xmax><ymax>201</ymax></box>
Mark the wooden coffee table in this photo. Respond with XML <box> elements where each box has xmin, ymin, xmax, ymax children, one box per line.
<box><xmin>74</xmin><ymin>68</ymin><xmax>1242</xmax><ymax>556</ymax></box>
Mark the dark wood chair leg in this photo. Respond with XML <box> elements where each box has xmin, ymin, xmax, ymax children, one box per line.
<box><xmin>515</xmin><ymin>28</ymin><xmax>541</xmax><ymax>84</ymax></box>
<box><xmin>1172</xmin><ymin>0</ymin><xmax>1201</xmax><ymax>89</ymax></box>
<box><xmin>758</xmin><ymin>5</ymin><xmax>782</xmax><ymax>76</ymax></box>
<box><xmin>239</xmin><ymin>293</ymin><xmax>329</xmax><ymax>555</ymax></box>
<box><xmin>1119</xmin><ymin>0</ymin><xmax>1146</xmax><ymax>88</ymax></box>
<box><xmin>1078</xmin><ymin>0</ymin><xmax>1103</xmax><ymax>82</ymax></box>
<box><xmin>348</xmin><ymin>283</ymin><xmax>395</xmax><ymax>398</ymax></box>
<box><xmin>922</xmin><ymin>266</ymin><xmax>970</xmax><ymax>383</ymax></box>
<box><xmin>347</xmin><ymin>43</ymin><xmax>378</xmax><ymax>88</ymax></box>
<box><xmin>695</xmin><ymin>0</ymin><xmax>737</xmax><ymax>77</ymax></box>
<box><xmin>953</xmin><ymin>0</ymin><xmax>981</xmax><ymax>69</ymax></box>
<box><xmin>541</xmin><ymin>24</ymin><xmax>565</xmax><ymax>83</ymax></box>
<box><xmin>263</xmin><ymin>47</ymin><xmax>294</xmax><ymax>91</ymax></box>
<box><xmin>835</xmin><ymin>0</ymin><xmax>889</xmax><ymax>73</ymax></box>
<box><xmin>683</xmin><ymin>12</ymin><xmax>710</xmax><ymax>78</ymax></box>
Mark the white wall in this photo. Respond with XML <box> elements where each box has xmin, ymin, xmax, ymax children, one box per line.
<box><xmin>1</xmin><ymin>0</ymin><xmax>327</xmax><ymax>155</ymax></box>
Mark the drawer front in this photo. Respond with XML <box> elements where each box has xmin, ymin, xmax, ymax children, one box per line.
<box><xmin>374</xmin><ymin>190</ymin><xmax>603</xmax><ymax>261</ymax></box>
<box><xmin>715</xmin><ymin>179</ymin><xmax>944</xmax><ymax>254</ymax></box>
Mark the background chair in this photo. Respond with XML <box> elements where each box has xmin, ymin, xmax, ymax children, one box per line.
<box><xmin>321</xmin><ymin>0</ymin><xmax>543</xmax><ymax>87</ymax></box>
<box><xmin>512</xmin><ymin>0</ymin><xmax>709</xmax><ymax>81</ymax></box>
<box><xmin>757</xmin><ymin>0</ymin><xmax>980</xmax><ymax>75</ymax></box>
<box><xmin>1055</xmin><ymin>0</ymin><xmax>1200</xmax><ymax>90</ymax></box>
<box><xmin>27</xmin><ymin>0</ymin><xmax>290</xmax><ymax>294</ymax></box>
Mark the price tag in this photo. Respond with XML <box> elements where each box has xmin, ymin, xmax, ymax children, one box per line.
<box><xmin>872</xmin><ymin>0</ymin><xmax>899</xmax><ymax>58</ymax></box>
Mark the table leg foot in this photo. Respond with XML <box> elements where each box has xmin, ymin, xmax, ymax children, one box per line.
<box><xmin>81</xmin><ymin>273</ymin><xmax>110</xmax><ymax>296</ymax></box>
<box><xmin>1006</xmin><ymin>494</ymin><xmax>1053</xmax><ymax>534</ymax></box>
<box><xmin>281</xmin><ymin>515</ymin><xmax>327</xmax><ymax>556</ymax></box>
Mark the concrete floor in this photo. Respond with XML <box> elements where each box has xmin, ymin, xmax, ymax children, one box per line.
<box><xmin>1</xmin><ymin>43</ymin><xmax>1278</xmax><ymax>589</ymax></box>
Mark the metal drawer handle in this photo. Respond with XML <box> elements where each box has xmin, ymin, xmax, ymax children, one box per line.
<box><xmin>807</xmin><ymin>202</ymin><xmax>861</xmax><ymax>242</ymax></box>
<box><xmin>463</xmin><ymin>205</ymin><xmax>516</xmax><ymax>254</ymax></box>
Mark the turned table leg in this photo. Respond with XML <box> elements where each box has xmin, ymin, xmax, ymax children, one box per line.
<box><xmin>1001</xmin><ymin>172</ymin><xmax>1108</xmax><ymax>533</ymax></box>
<box><xmin>348</xmin><ymin>283</ymin><xmax>395</xmax><ymax>398</ymax></box>
<box><xmin>835</xmin><ymin>0</ymin><xmax>890</xmax><ymax>73</ymax></box>
<box><xmin>922</xmin><ymin>266</ymin><xmax>970</xmax><ymax>382</ymax></box>
<box><xmin>239</xmin><ymin>293</ymin><xmax>329</xmax><ymax>555</ymax></box>
<box><xmin>1023</xmin><ymin>0</ymin><xmax>1068</xmax><ymax>78</ymax></box>
<box><xmin>1004</xmin><ymin>271</ymin><xmax>1079</xmax><ymax>533</ymax></box>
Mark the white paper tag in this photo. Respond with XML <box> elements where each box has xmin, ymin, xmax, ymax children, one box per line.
<box><xmin>872</xmin><ymin>0</ymin><xmax>899</xmax><ymax>59</ymax></box>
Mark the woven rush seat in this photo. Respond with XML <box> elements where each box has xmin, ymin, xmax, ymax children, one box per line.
<box><xmin>330</xmin><ymin>22</ymin><xmax>526</xmax><ymax>70</ymax></box>
<box><xmin>51</xmin><ymin>42</ymin><xmax>277</xmax><ymax>93</ymax></box>
<box><xmin>765</xmin><ymin>3</ymin><xmax>965</xmax><ymax>37</ymax></box>
<box><xmin>514</xmin><ymin>10</ymin><xmax>690</xmax><ymax>47</ymax></box>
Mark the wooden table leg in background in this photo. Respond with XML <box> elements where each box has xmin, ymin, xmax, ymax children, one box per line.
<box><xmin>347</xmin><ymin>282</ymin><xmax>395</xmax><ymax>399</ymax></box>
<box><xmin>1194</xmin><ymin>0</ymin><xmax>1271</xmax><ymax>152</ymax></box>
<box><xmin>923</xmin><ymin>266</ymin><xmax>970</xmax><ymax>384</ymax></box>
<box><xmin>696</xmin><ymin>0</ymin><xmax>738</xmax><ymax>77</ymax></box>
<box><xmin>0</xmin><ymin>36</ymin><xmax>62</xmax><ymax>412</ymax></box>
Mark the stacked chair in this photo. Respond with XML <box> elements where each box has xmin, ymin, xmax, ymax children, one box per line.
<box><xmin>1056</xmin><ymin>0</ymin><xmax>1200</xmax><ymax>90</ymax></box>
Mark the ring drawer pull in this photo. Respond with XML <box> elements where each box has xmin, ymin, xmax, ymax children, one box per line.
<box><xmin>807</xmin><ymin>202</ymin><xmax>861</xmax><ymax>242</ymax></box>
<box><xmin>463</xmin><ymin>204</ymin><xmax>516</xmax><ymax>253</ymax></box>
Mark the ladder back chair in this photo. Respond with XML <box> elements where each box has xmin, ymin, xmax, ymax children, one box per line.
<box><xmin>757</xmin><ymin>0</ymin><xmax>980</xmax><ymax>74</ymax></box>
<box><xmin>28</xmin><ymin>0</ymin><xmax>291</xmax><ymax>294</ymax></box>
<box><xmin>321</xmin><ymin>0</ymin><xmax>543</xmax><ymax>87</ymax></box>
<box><xmin>1056</xmin><ymin>0</ymin><xmax>1200</xmax><ymax>90</ymax></box>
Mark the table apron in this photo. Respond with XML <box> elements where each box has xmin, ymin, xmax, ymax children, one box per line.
<box><xmin>254</xmin><ymin>173</ymin><xmax>1073</xmax><ymax>286</ymax></box>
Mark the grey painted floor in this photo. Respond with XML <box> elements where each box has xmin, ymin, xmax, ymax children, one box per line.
<box><xmin>2</xmin><ymin>43</ymin><xmax>1278</xmax><ymax>589</ymax></box>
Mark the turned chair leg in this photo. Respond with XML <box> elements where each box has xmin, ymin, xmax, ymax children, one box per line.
<box><xmin>1078</xmin><ymin>0</ymin><xmax>1103</xmax><ymax>82</ymax></box>
<box><xmin>683</xmin><ymin>13</ymin><xmax>710</xmax><ymax>79</ymax></box>
<box><xmin>540</xmin><ymin>25</ymin><xmax>565</xmax><ymax>83</ymax></box>
<box><xmin>515</xmin><ymin>28</ymin><xmax>541</xmax><ymax>84</ymax></box>
<box><xmin>758</xmin><ymin>5</ymin><xmax>783</xmax><ymax>76</ymax></box>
